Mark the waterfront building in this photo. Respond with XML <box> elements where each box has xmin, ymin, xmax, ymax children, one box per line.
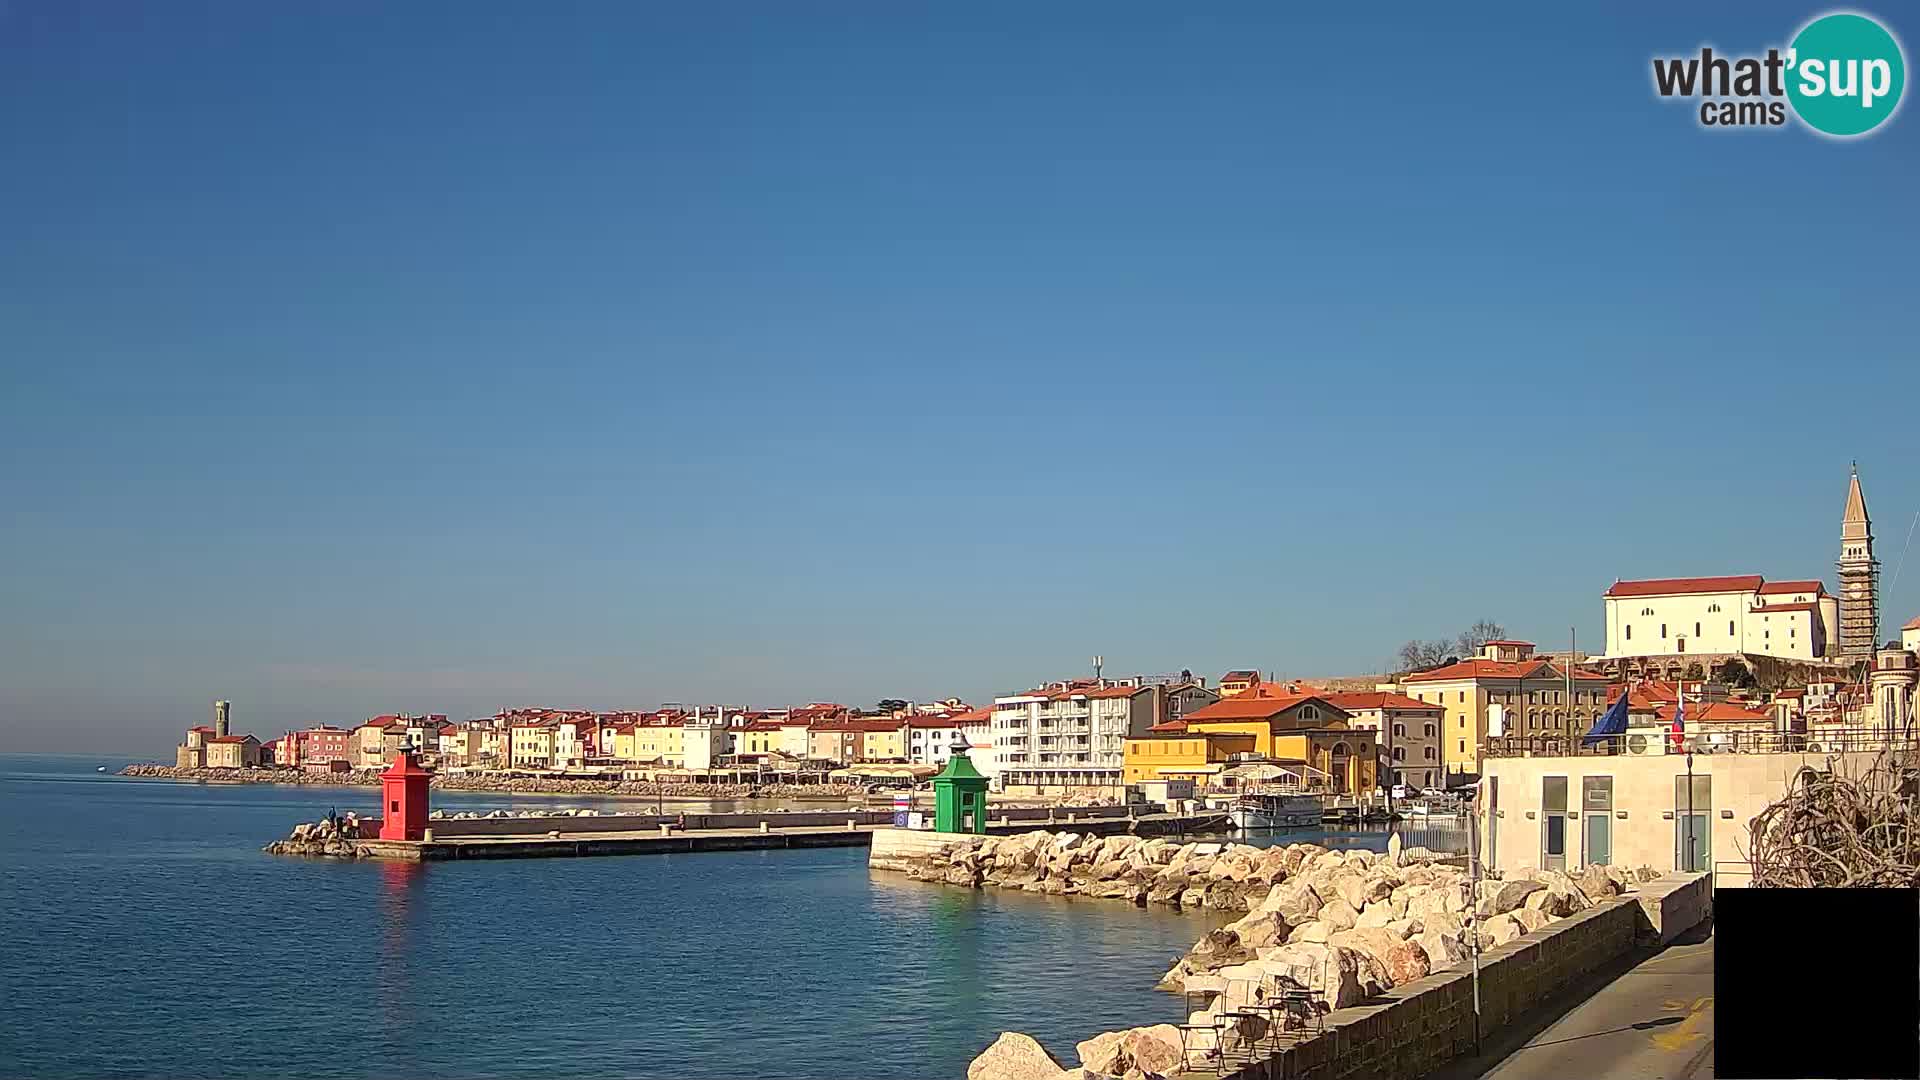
<box><xmin>353</xmin><ymin>717</ymin><xmax>410</xmax><ymax>769</ymax></box>
<box><xmin>992</xmin><ymin>676</ymin><xmax>1219</xmax><ymax>795</ymax></box>
<box><xmin>1322</xmin><ymin>690</ymin><xmax>1445</xmax><ymax>791</ymax></box>
<box><xmin>1837</xmin><ymin>465</ymin><xmax>1879</xmax><ymax>659</ymax></box>
<box><xmin>204</xmin><ymin>733</ymin><xmax>261</xmax><ymax>768</ymax></box>
<box><xmin>509</xmin><ymin>717</ymin><xmax>557</xmax><ymax>769</ymax></box>
<box><xmin>682</xmin><ymin>708</ymin><xmax>729</xmax><ymax>772</ymax></box>
<box><xmin>1400</xmin><ymin>640</ymin><xmax>1611</xmax><ymax>779</ymax></box>
<box><xmin>857</xmin><ymin>718</ymin><xmax>907</xmax><ymax>763</ymax></box>
<box><xmin>907</xmin><ymin>707</ymin><xmax>988</xmax><ymax>767</ymax></box>
<box><xmin>175</xmin><ymin>726</ymin><xmax>214</xmax><ymax>768</ymax></box>
<box><xmin>1152</xmin><ymin>683</ymin><xmax>1375</xmax><ymax>794</ymax></box>
<box><xmin>1903</xmin><ymin>614</ymin><xmax>1920</xmax><ymax>656</ymax></box>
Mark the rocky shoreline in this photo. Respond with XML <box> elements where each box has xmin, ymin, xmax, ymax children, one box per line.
<box><xmin>119</xmin><ymin>763</ymin><xmax>862</xmax><ymax>800</ymax></box>
<box><xmin>881</xmin><ymin>832</ymin><xmax>1659</xmax><ymax>1080</ymax></box>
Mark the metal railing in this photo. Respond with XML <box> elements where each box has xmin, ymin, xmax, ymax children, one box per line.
<box><xmin>1482</xmin><ymin>728</ymin><xmax>1915</xmax><ymax>758</ymax></box>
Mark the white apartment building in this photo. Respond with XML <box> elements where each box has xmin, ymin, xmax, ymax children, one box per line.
<box><xmin>1602</xmin><ymin>576</ymin><xmax>1839</xmax><ymax>663</ymax></box>
<box><xmin>906</xmin><ymin>708</ymin><xmax>986</xmax><ymax>767</ymax></box>
<box><xmin>992</xmin><ymin>677</ymin><xmax>1218</xmax><ymax>792</ymax></box>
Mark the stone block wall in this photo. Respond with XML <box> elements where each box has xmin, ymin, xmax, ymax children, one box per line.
<box><xmin>1229</xmin><ymin>898</ymin><xmax>1643</xmax><ymax>1080</ymax></box>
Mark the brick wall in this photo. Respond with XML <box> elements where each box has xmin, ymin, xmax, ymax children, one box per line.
<box><xmin>1230</xmin><ymin>897</ymin><xmax>1643</xmax><ymax>1080</ymax></box>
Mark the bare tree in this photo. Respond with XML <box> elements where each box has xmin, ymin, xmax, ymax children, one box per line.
<box><xmin>1397</xmin><ymin>639</ymin><xmax>1455</xmax><ymax>672</ymax></box>
<box><xmin>1455</xmin><ymin>619</ymin><xmax>1508</xmax><ymax>657</ymax></box>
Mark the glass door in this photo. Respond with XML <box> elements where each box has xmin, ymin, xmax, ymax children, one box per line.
<box><xmin>1542</xmin><ymin>776</ymin><xmax>1568</xmax><ymax>872</ymax></box>
<box><xmin>1674</xmin><ymin>773</ymin><xmax>1711</xmax><ymax>872</ymax></box>
<box><xmin>1582</xmin><ymin>776</ymin><xmax>1613</xmax><ymax>866</ymax></box>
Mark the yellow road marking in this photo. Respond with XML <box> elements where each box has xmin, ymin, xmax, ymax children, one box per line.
<box><xmin>1650</xmin><ymin>997</ymin><xmax>1712</xmax><ymax>1052</ymax></box>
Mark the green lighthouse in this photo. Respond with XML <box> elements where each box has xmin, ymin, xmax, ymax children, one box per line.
<box><xmin>932</xmin><ymin>732</ymin><xmax>990</xmax><ymax>834</ymax></box>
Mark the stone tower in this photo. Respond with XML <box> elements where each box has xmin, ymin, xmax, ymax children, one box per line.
<box><xmin>1837</xmin><ymin>465</ymin><xmax>1879</xmax><ymax>660</ymax></box>
<box><xmin>214</xmin><ymin>699</ymin><xmax>231</xmax><ymax>739</ymax></box>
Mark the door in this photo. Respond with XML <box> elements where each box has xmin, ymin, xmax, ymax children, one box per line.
<box><xmin>1674</xmin><ymin>774</ymin><xmax>1711</xmax><ymax>872</ymax></box>
<box><xmin>1542</xmin><ymin>776</ymin><xmax>1569</xmax><ymax>872</ymax></box>
<box><xmin>1582</xmin><ymin>776</ymin><xmax>1613</xmax><ymax>866</ymax></box>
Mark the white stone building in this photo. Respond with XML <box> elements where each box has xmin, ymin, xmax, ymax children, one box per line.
<box><xmin>1601</xmin><ymin>575</ymin><xmax>1838</xmax><ymax>663</ymax></box>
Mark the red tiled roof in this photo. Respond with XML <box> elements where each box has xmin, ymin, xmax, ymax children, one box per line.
<box><xmin>1751</xmin><ymin>602</ymin><xmax>1821</xmax><ymax>614</ymax></box>
<box><xmin>1146</xmin><ymin>719</ymin><xmax>1189</xmax><ymax>733</ymax></box>
<box><xmin>1605</xmin><ymin>575</ymin><xmax>1764</xmax><ymax>598</ymax></box>
<box><xmin>1323</xmin><ymin>691</ymin><xmax>1443</xmax><ymax>713</ymax></box>
<box><xmin>1084</xmin><ymin>685</ymin><xmax>1147</xmax><ymax>699</ymax></box>
<box><xmin>905</xmin><ymin>714</ymin><xmax>962</xmax><ymax>729</ymax></box>
<box><xmin>1757</xmin><ymin>580</ymin><xmax>1824</xmax><ymax>595</ymax></box>
<box><xmin>1903</xmin><ymin>614</ymin><xmax>1920</xmax><ymax>631</ymax></box>
<box><xmin>1182</xmin><ymin>691</ymin><xmax>1338</xmax><ymax>722</ymax></box>
<box><xmin>1482</xmin><ymin>640</ymin><xmax>1535</xmax><ymax>647</ymax></box>
<box><xmin>1774</xmin><ymin>688</ymin><xmax>1806</xmax><ymax>700</ymax></box>
<box><xmin>1403</xmin><ymin>659</ymin><xmax>1609</xmax><ymax>684</ymax></box>
<box><xmin>1220</xmin><ymin>670</ymin><xmax>1260</xmax><ymax>683</ymax></box>
<box><xmin>1661</xmin><ymin>703</ymin><xmax>1773</xmax><ymax>725</ymax></box>
<box><xmin>189</xmin><ymin>725</ymin><xmax>215</xmax><ymax>734</ymax></box>
<box><xmin>208</xmin><ymin>734</ymin><xmax>255</xmax><ymax>744</ymax></box>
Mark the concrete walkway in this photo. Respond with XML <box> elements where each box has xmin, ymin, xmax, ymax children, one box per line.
<box><xmin>1428</xmin><ymin>921</ymin><xmax>1715</xmax><ymax>1080</ymax></box>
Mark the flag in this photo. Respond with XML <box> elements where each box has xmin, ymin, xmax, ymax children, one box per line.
<box><xmin>1582</xmin><ymin>685</ymin><xmax>1630</xmax><ymax>746</ymax></box>
<box><xmin>1669</xmin><ymin>689</ymin><xmax>1687</xmax><ymax>753</ymax></box>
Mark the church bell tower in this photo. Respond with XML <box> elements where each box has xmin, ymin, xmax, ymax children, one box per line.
<box><xmin>1837</xmin><ymin>464</ymin><xmax>1879</xmax><ymax>660</ymax></box>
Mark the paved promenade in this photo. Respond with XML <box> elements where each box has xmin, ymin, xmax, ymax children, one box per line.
<box><xmin>1427</xmin><ymin>922</ymin><xmax>1715</xmax><ymax>1080</ymax></box>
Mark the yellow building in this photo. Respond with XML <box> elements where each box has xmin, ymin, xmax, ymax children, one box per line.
<box><xmin>1401</xmin><ymin>641</ymin><xmax>1612</xmax><ymax>778</ymax></box>
<box><xmin>858</xmin><ymin>721</ymin><xmax>907</xmax><ymax>762</ymax></box>
<box><xmin>632</xmin><ymin>721</ymin><xmax>684</xmax><ymax>766</ymax></box>
<box><xmin>1123</xmin><ymin>686</ymin><xmax>1377</xmax><ymax>794</ymax></box>
<box><xmin>735</xmin><ymin>722</ymin><xmax>780</xmax><ymax>756</ymax></box>
<box><xmin>204</xmin><ymin>734</ymin><xmax>261</xmax><ymax>768</ymax></box>
<box><xmin>509</xmin><ymin>722</ymin><xmax>556</xmax><ymax>769</ymax></box>
<box><xmin>1122</xmin><ymin>731</ymin><xmax>1258</xmax><ymax>783</ymax></box>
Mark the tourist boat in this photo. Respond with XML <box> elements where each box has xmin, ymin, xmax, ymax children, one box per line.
<box><xmin>1227</xmin><ymin>792</ymin><xmax>1323</xmax><ymax>830</ymax></box>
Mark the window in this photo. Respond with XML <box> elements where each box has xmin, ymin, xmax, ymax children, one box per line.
<box><xmin>1708</xmin><ymin>603</ymin><xmax>1720</xmax><ymax>613</ymax></box>
<box><xmin>1424</xmin><ymin>724</ymin><xmax>1436</xmax><ymax>737</ymax></box>
<box><xmin>1661</xmin><ymin>624</ymin><xmax>1667</xmax><ymax>638</ymax></box>
<box><xmin>1458</xmin><ymin>691</ymin><xmax>1465</xmax><ymax>703</ymax></box>
<box><xmin>1300</xmin><ymin>705</ymin><xmax>1320</xmax><ymax>721</ymax></box>
<box><xmin>1694</xmin><ymin>622</ymin><xmax>1701</xmax><ymax>637</ymax></box>
<box><xmin>1393</xmin><ymin>746</ymin><xmax>1405</xmax><ymax>761</ymax></box>
<box><xmin>1392</xmin><ymin>723</ymin><xmax>1406</xmax><ymax>737</ymax></box>
<box><xmin>1626</xmin><ymin>625</ymin><xmax>1632</xmax><ymax>640</ymax></box>
<box><xmin>1424</xmin><ymin>747</ymin><xmax>1436</xmax><ymax>760</ymax></box>
<box><xmin>1459</xmin><ymin>739</ymin><xmax>1466</xmax><ymax>753</ymax></box>
<box><xmin>1729</xmin><ymin>621</ymin><xmax>1735</xmax><ymax>636</ymax></box>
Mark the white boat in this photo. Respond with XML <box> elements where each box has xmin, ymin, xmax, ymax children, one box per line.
<box><xmin>1399</xmin><ymin>797</ymin><xmax>1462</xmax><ymax>820</ymax></box>
<box><xmin>1227</xmin><ymin>793</ymin><xmax>1323</xmax><ymax>830</ymax></box>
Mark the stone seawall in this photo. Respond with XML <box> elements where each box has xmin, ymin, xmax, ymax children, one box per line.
<box><xmin>891</xmin><ymin>831</ymin><xmax>1690</xmax><ymax>1080</ymax></box>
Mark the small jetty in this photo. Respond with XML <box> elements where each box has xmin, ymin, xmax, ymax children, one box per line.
<box><xmin>265</xmin><ymin>806</ymin><xmax>1226</xmax><ymax>862</ymax></box>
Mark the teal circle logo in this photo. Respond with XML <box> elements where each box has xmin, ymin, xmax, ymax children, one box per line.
<box><xmin>1786</xmin><ymin>13</ymin><xmax>1906</xmax><ymax>136</ymax></box>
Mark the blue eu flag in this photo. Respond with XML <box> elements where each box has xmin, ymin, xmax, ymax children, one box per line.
<box><xmin>1582</xmin><ymin>688</ymin><xmax>1630</xmax><ymax>746</ymax></box>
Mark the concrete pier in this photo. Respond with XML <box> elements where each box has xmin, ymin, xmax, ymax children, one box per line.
<box><xmin>277</xmin><ymin>809</ymin><xmax>1225</xmax><ymax>862</ymax></box>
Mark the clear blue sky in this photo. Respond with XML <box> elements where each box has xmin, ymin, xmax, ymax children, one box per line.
<box><xmin>3</xmin><ymin>2</ymin><xmax>1915</xmax><ymax>754</ymax></box>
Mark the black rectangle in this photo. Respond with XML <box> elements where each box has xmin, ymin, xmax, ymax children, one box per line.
<box><xmin>1716</xmin><ymin>888</ymin><xmax>1919</xmax><ymax>1079</ymax></box>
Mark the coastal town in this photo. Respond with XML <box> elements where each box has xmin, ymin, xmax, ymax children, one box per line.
<box><xmin>146</xmin><ymin>469</ymin><xmax>1918</xmax><ymax>845</ymax></box>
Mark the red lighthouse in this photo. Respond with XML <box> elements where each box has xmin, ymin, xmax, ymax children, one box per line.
<box><xmin>378</xmin><ymin>749</ymin><xmax>433</xmax><ymax>841</ymax></box>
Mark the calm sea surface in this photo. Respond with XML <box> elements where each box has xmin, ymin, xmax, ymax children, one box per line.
<box><xmin>0</xmin><ymin>754</ymin><xmax>1464</xmax><ymax>1079</ymax></box>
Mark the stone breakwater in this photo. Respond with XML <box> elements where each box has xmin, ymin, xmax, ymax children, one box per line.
<box><xmin>262</xmin><ymin>814</ymin><xmax>376</xmax><ymax>859</ymax></box>
<box><xmin>118</xmin><ymin>764</ymin><xmax>861</xmax><ymax>800</ymax></box>
<box><xmin>880</xmin><ymin>832</ymin><xmax>1659</xmax><ymax>1080</ymax></box>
